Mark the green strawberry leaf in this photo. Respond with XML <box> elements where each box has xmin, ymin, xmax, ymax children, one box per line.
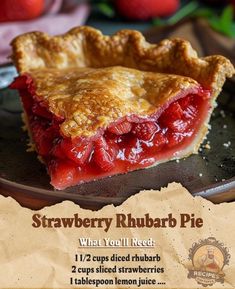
<box><xmin>232</xmin><ymin>23</ymin><xmax>235</xmax><ymax>35</ymax></box>
<box><xmin>208</xmin><ymin>6</ymin><xmax>235</xmax><ymax>38</ymax></box>
<box><xmin>167</xmin><ymin>1</ymin><xmax>199</xmax><ymax>25</ymax></box>
<box><xmin>220</xmin><ymin>5</ymin><xmax>234</xmax><ymax>33</ymax></box>
<box><xmin>152</xmin><ymin>1</ymin><xmax>199</xmax><ymax>26</ymax></box>
<box><xmin>97</xmin><ymin>2</ymin><xmax>115</xmax><ymax>18</ymax></box>
<box><xmin>153</xmin><ymin>3</ymin><xmax>235</xmax><ymax>39</ymax></box>
<box><xmin>152</xmin><ymin>18</ymin><xmax>165</xmax><ymax>26</ymax></box>
<box><xmin>209</xmin><ymin>16</ymin><xmax>221</xmax><ymax>31</ymax></box>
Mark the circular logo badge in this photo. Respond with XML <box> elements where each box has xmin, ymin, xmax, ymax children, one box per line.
<box><xmin>188</xmin><ymin>237</ymin><xmax>230</xmax><ymax>287</ymax></box>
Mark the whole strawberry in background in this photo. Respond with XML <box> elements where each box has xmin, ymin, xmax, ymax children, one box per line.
<box><xmin>230</xmin><ymin>0</ymin><xmax>235</xmax><ymax>8</ymax></box>
<box><xmin>115</xmin><ymin>0</ymin><xmax>180</xmax><ymax>20</ymax></box>
<box><xmin>0</xmin><ymin>0</ymin><xmax>44</xmax><ymax>22</ymax></box>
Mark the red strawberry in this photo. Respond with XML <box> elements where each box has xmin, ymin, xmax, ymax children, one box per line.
<box><xmin>132</xmin><ymin>122</ymin><xmax>158</xmax><ymax>141</ymax></box>
<box><xmin>93</xmin><ymin>137</ymin><xmax>117</xmax><ymax>171</ymax></box>
<box><xmin>60</xmin><ymin>139</ymin><xmax>93</xmax><ymax>166</ymax></box>
<box><xmin>115</xmin><ymin>0</ymin><xmax>179</xmax><ymax>20</ymax></box>
<box><xmin>108</xmin><ymin>120</ymin><xmax>132</xmax><ymax>135</ymax></box>
<box><xmin>0</xmin><ymin>0</ymin><xmax>44</xmax><ymax>22</ymax></box>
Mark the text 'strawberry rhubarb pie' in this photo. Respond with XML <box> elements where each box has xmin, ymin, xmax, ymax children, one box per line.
<box><xmin>10</xmin><ymin>26</ymin><xmax>235</xmax><ymax>190</ymax></box>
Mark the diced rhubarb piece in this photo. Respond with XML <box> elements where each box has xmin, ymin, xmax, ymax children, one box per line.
<box><xmin>60</xmin><ymin>139</ymin><xmax>93</xmax><ymax>166</ymax></box>
<box><xmin>168</xmin><ymin>119</ymin><xmax>190</xmax><ymax>133</ymax></box>
<box><xmin>132</xmin><ymin>122</ymin><xmax>159</xmax><ymax>140</ymax></box>
<box><xmin>95</xmin><ymin>137</ymin><xmax>108</xmax><ymax>150</ymax></box>
<box><xmin>108</xmin><ymin>120</ymin><xmax>132</xmax><ymax>135</ymax></box>
<box><xmin>158</xmin><ymin>102</ymin><xmax>184</xmax><ymax>128</ymax></box>
<box><xmin>124</xmin><ymin>137</ymin><xmax>143</xmax><ymax>162</ymax></box>
<box><xmin>93</xmin><ymin>137</ymin><xmax>117</xmax><ymax>171</ymax></box>
<box><xmin>152</xmin><ymin>132</ymin><xmax>168</xmax><ymax>149</ymax></box>
<box><xmin>183</xmin><ymin>105</ymin><xmax>198</xmax><ymax>120</ymax></box>
<box><xmin>106</xmin><ymin>139</ymin><xmax>119</xmax><ymax>159</ymax></box>
<box><xmin>164</xmin><ymin>102</ymin><xmax>183</xmax><ymax>120</ymax></box>
<box><xmin>178</xmin><ymin>95</ymin><xmax>192</xmax><ymax>109</ymax></box>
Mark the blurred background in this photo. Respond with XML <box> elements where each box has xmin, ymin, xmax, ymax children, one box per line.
<box><xmin>0</xmin><ymin>0</ymin><xmax>234</xmax><ymax>65</ymax></box>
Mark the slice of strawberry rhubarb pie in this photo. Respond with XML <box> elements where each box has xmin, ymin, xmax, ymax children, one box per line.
<box><xmin>10</xmin><ymin>26</ymin><xmax>235</xmax><ymax>190</ymax></box>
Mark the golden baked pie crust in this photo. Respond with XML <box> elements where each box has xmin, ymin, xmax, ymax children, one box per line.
<box><xmin>11</xmin><ymin>26</ymin><xmax>235</xmax><ymax>139</ymax></box>
<box><xmin>29</xmin><ymin>66</ymin><xmax>199</xmax><ymax>138</ymax></box>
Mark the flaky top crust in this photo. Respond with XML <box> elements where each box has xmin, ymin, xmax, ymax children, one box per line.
<box><xmin>30</xmin><ymin>66</ymin><xmax>199</xmax><ymax>137</ymax></box>
<box><xmin>11</xmin><ymin>26</ymin><xmax>234</xmax><ymax>93</ymax></box>
<box><xmin>11</xmin><ymin>26</ymin><xmax>235</xmax><ymax>138</ymax></box>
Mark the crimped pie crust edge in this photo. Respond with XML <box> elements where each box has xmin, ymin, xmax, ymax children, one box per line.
<box><xmin>11</xmin><ymin>26</ymin><xmax>235</xmax><ymax>98</ymax></box>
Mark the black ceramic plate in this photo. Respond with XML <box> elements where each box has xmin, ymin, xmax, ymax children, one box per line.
<box><xmin>0</xmin><ymin>65</ymin><xmax>235</xmax><ymax>207</ymax></box>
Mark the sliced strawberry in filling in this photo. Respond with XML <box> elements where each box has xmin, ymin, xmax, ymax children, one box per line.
<box><xmin>11</xmin><ymin>76</ymin><xmax>211</xmax><ymax>190</ymax></box>
<box><xmin>93</xmin><ymin>137</ymin><xmax>118</xmax><ymax>171</ymax></box>
<box><xmin>122</xmin><ymin>136</ymin><xmax>143</xmax><ymax>163</ymax></box>
<box><xmin>108</xmin><ymin>120</ymin><xmax>132</xmax><ymax>135</ymax></box>
<box><xmin>150</xmin><ymin>132</ymin><xmax>168</xmax><ymax>152</ymax></box>
<box><xmin>55</xmin><ymin>138</ymin><xmax>93</xmax><ymax>166</ymax></box>
<box><xmin>132</xmin><ymin>122</ymin><xmax>159</xmax><ymax>141</ymax></box>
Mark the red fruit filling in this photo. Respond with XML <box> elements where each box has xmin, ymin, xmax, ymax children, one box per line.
<box><xmin>11</xmin><ymin>75</ymin><xmax>211</xmax><ymax>189</ymax></box>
